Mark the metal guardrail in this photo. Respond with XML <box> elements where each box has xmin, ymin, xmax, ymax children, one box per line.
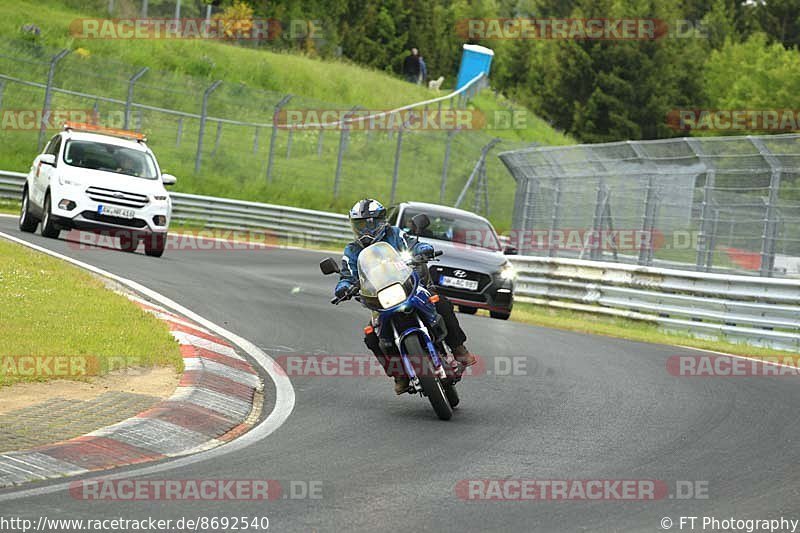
<box><xmin>513</xmin><ymin>256</ymin><xmax>800</xmax><ymax>352</ymax></box>
<box><xmin>2</xmin><ymin>169</ymin><xmax>798</xmax><ymax>352</ymax></box>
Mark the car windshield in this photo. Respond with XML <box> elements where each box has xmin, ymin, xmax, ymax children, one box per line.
<box><xmin>400</xmin><ymin>209</ymin><xmax>501</xmax><ymax>251</ymax></box>
<box><xmin>357</xmin><ymin>242</ymin><xmax>413</xmax><ymax>297</ymax></box>
<box><xmin>62</xmin><ymin>140</ymin><xmax>158</xmax><ymax>180</ymax></box>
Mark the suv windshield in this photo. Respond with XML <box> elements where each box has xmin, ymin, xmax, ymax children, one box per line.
<box><xmin>62</xmin><ymin>140</ymin><xmax>158</xmax><ymax>180</ymax></box>
<box><xmin>399</xmin><ymin>208</ymin><xmax>501</xmax><ymax>251</ymax></box>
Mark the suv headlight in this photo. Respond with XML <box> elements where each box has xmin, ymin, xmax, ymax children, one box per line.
<box><xmin>378</xmin><ymin>283</ymin><xmax>407</xmax><ymax>309</ymax></box>
<box><xmin>500</xmin><ymin>262</ymin><xmax>516</xmax><ymax>280</ymax></box>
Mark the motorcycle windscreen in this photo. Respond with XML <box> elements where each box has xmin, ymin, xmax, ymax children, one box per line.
<box><xmin>357</xmin><ymin>242</ymin><xmax>413</xmax><ymax>298</ymax></box>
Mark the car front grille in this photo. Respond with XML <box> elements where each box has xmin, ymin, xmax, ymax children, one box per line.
<box><xmin>86</xmin><ymin>186</ymin><xmax>149</xmax><ymax>208</ymax></box>
<box><xmin>430</xmin><ymin>266</ymin><xmax>493</xmax><ymax>292</ymax></box>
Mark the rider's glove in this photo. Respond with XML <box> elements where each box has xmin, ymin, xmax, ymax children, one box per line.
<box><xmin>335</xmin><ymin>281</ymin><xmax>352</xmax><ymax>299</ymax></box>
<box><xmin>416</xmin><ymin>243</ymin><xmax>435</xmax><ymax>260</ymax></box>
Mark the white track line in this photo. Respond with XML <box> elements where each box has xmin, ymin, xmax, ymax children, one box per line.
<box><xmin>0</xmin><ymin>230</ymin><xmax>296</xmax><ymax>502</ymax></box>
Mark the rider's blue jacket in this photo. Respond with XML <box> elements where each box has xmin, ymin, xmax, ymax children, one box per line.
<box><xmin>335</xmin><ymin>226</ymin><xmax>433</xmax><ymax>296</ymax></box>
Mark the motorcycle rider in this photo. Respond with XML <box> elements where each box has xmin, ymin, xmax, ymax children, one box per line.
<box><xmin>335</xmin><ymin>199</ymin><xmax>477</xmax><ymax>395</ymax></box>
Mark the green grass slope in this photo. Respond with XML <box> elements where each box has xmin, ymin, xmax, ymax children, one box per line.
<box><xmin>0</xmin><ymin>0</ymin><xmax>572</xmax><ymax>229</ymax></box>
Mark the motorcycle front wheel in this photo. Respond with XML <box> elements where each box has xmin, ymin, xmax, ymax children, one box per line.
<box><xmin>404</xmin><ymin>335</ymin><xmax>453</xmax><ymax>421</ymax></box>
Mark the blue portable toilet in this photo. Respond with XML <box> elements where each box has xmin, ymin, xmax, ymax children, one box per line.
<box><xmin>455</xmin><ymin>44</ymin><xmax>494</xmax><ymax>90</ymax></box>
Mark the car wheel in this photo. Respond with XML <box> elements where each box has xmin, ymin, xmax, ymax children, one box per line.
<box><xmin>40</xmin><ymin>194</ymin><xmax>60</xmax><ymax>239</ymax></box>
<box><xmin>459</xmin><ymin>305</ymin><xmax>478</xmax><ymax>315</ymax></box>
<box><xmin>144</xmin><ymin>233</ymin><xmax>166</xmax><ymax>257</ymax></box>
<box><xmin>490</xmin><ymin>310</ymin><xmax>511</xmax><ymax>320</ymax></box>
<box><xmin>19</xmin><ymin>187</ymin><xmax>39</xmax><ymax>233</ymax></box>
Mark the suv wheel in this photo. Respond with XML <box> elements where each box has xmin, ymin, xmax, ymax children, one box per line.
<box><xmin>40</xmin><ymin>194</ymin><xmax>60</xmax><ymax>238</ymax></box>
<box><xmin>490</xmin><ymin>310</ymin><xmax>511</xmax><ymax>320</ymax></box>
<box><xmin>19</xmin><ymin>187</ymin><xmax>39</xmax><ymax>233</ymax></box>
<box><xmin>119</xmin><ymin>232</ymin><xmax>140</xmax><ymax>253</ymax></box>
<box><xmin>144</xmin><ymin>233</ymin><xmax>166</xmax><ymax>258</ymax></box>
<box><xmin>459</xmin><ymin>305</ymin><xmax>478</xmax><ymax>315</ymax></box>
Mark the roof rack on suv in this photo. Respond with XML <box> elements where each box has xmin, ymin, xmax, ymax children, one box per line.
<box><xmin>63</xmin><ymin>122</ymin><xmax>147</xmax><ymax>143</ymax></box>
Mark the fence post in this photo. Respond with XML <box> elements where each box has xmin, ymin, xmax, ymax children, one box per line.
<box><xmin>194</xmin><ymin>80</ymin><xmax>222</xmax><ymax>174</ymax></box>
<box><xmin>705</xmin><ymin>208</ymin><xmax>720</xmax><ymax>270</ymax></box>
<box><xmin>548</xmin><ymin>177</ymin><xmax>563</xmax><ymax>257</ymax></box>
<box><xmin>749</xmin><ymin>136</ymin><xmax>782</xmax><ymax>277</ymax></box>
<box><xmin>286</xmin><ymin>129</ymin><xmax>293</xmax><ymax>159</ymax></box>
<box><xmin>390</xmin><ymin>127</ymin><xmax>404</xmax><ymax>204</ymax></box>
<box><xmin>174</xmin><ymin>0</ymin><xmax>181</xmax><ymax>19</ymax></box>
<box><xmin>210</xmin><ymin>121</ymin><xmax>223</xmax><ymax>157</ymax></box>
<box><xmin>638</xmin><ymin>175</ymin><xmax>656</xmax><ymax>265</ymax></box>
<box><xmin>266</xmin><ymin>94</ymin><xmax>292</xmax><ymax>182</ymax></box>
<box><xmin>440</xmin><ymin>129</ymin><xmax>455</xmax><ymax>203</ymax></box>
<box><xmin>141</xmin><ymin>0</ymin><xmax>148</xmax><ymax>17</ymax></box>
<box><xmin>108</xmin><ymin>0</ymin><xmax>114</xmax><ymax>14</ymax></box>
<box><xmin>176</xmin><ymin>117</ymin><xmax>183</xmax><ymax>147</ymax></box>
<box><xmin>124</xmin><ymin>67</ymin><xmax>148</xmax><ymax>131</ymax></box>
<box><xmin>589</xmin><ymin>181</ymin><xmax>607</xmax><ymax>261</ymax></box>
<box><xmin>38</xmin><ymin>49</ymin><xmax>70</xmax><ymax>151</ymax></box>
<box><xmin>686</xmin><ymin>139</ymin><xmax>715</xmax><ymax>271</ymax></box>
<box><xmin>0</xmin><ymin>80</ymin><xmax>5</xmax><ymax>110</ymax></box>
<box><xmin>252</xmin><ymin>126</ymin><xmax>259</xmax><ymax>154</ymax></box>
<box><xmin>455</xmin><ymin>138</ymin><xmax>500</xmax><ymax>208</ymax></box>
<box><xmin>317</xmin><ymin>130</ymin><xmax>324</xmax><ymax>158</ymax></box>
<box><xmin>333</xmin><ymin>106</ymin><xmax>359</xmax><ymax>199</ymax></box>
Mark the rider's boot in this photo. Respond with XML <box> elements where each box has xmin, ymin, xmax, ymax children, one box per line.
<box><xmin>394</xmin><ymin>376</ymin><xmax>410</xmax><ymax>395</ymax></box>
<box><xmin>452</xmin><ymin>344</ymin><xmax>477</xmax><ymax>366</ymax></box>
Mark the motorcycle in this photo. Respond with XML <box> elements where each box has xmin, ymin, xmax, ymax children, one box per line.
<box><xmin>319</xmin><ymin>214</ymin><xmax>463</xmax><ymax>420</ymax></box>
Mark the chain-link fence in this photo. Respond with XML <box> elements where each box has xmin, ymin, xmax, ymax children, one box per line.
<box><xmin>500</xmin><ymin>135</ymin><xmax>800</xmax><ymax>278</ymax></box>
<box><xmin>0</xmin><ymin>36</ymin><xmax>531</xmax><ymax>227</ymax></box>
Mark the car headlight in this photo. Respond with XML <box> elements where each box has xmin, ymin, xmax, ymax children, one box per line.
<box><xmin>378</xmin><ymin>283</ymin><xmax>407</xmax><ymax>309</ymax></box>
<box><xmin>500</xmin><ymin>262</ymin><xmax>516</xmax><ymax>280</ymax></box>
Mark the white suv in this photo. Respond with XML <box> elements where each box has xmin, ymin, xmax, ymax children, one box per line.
<box><xmin>19</xmin><ymin>123</ymin><xmax>176</xmax><ymax>257</ymax></box>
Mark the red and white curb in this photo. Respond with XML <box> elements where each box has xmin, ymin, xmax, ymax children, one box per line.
<box><xmin>0</xmin><ymin>294</ymin><xmax>263</xmax><ymax>488</ymax></box>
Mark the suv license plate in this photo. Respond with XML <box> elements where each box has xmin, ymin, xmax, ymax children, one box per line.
<box><xmin>440</xmin><ymin>275</ymin><xmax>479</xmax><ymax>291</ymax></box>
<box><xmin>98</xmin><ymin>205</ymin><xmax>135</xmax><ymax>219</ymax></box>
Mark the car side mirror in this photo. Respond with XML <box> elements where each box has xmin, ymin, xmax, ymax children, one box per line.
<box><xmin>503</xmin><ymin>246</ymin><xmax>518</xmax><ymax>256</ymax></box>
<box><xmin>320</xmin><ymin>257</ymin><xmax>340</xmax><ymax>275</ymax></box>
<box><xmin>161</xmin><ymin>173</ymin><xmax>177</xmax><ymax>186</ymax></box>
<box><xmin>410</xmin><ymin>213</ymin><xmax>430</xmax><ymax>234</ymax></box>
<box><xmin>39</xmin><ymin>154</ymin><xmax>56</xmax><ymax>166</ymax></box>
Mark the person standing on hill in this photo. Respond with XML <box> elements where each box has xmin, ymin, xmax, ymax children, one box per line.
<box><xmin>418</xmin><ymin>55</ymin><xmax>427</xmax><ymax>85</ymax></box>
<box><xmin>403</xmin><ymin>47</ymin><xmax>421</xmax><ymax>83</ymax></box>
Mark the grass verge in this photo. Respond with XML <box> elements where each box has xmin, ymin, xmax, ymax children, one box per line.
<box><xmin>508</xmin><ymin>302</ymin><xmax>790</xmax><ymax>358</ymax></box>
<box><xmin>0</xmin><ymin>237</ymin><xmax>182</xmax><ymax>387</ymax></box>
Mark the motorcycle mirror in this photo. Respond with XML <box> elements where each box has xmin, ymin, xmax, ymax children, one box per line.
<box><xmin>319</xmin><ymin>257</ymin><xmax>340</xmax><ymax>275</ymax></box>
<box><xmin>410</xmin><ymin>213</ymin><xmax>430</xmax><ymax>234</ymax></box>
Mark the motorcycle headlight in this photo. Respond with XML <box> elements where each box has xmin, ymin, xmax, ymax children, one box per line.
<box><xmin>378</xmin><ymin>283</ymin><xmax>407</xmax><ymax>309</ymax></box>
<box><xmin>500</xmin><ymin>262</ymin><xmax>516</xmax><ymax>280</ymax></box>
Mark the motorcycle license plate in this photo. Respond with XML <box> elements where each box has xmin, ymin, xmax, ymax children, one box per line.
<box><xmin>98</xmin><ymin>205</ymin><xmax>135</xmax><ymax>219</ymax></box>
<box><xmin>439</xmin><ymin>275</ymin><xmax>478</xmax><ymax>291</ymax></box>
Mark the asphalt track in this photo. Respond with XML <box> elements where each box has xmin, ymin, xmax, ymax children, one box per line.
<box><xmin>2</xmin><ymin>216</ymin><xmax>800</xmax><ymax>532</ymax></box>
